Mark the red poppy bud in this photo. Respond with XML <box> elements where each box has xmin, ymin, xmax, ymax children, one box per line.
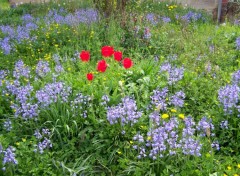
<box><xmin>122</xmin><ymin>58</ymin><xmax>133</xmax><ymax>69</ymax></box>
<box><xmin>86</xmin><ymin>73</ymin><xmax>94</xmax><ymax>81</ymax></box>
<box><xmin>97</xmin><ymin>60</ymin><xmax>108</xmax><ymax>72</ymax></box>
<box><xmin>101</xmin><ymin>46</ymin><xmax>114</xmax><ymax>57</ymax></box>
<box><xmin>80</xmin><ymin>50</ymin><xmax>90</xmax><ymax>62</ymax></box>
<box><xmin>114</xmin><ymin>51</ymin><xmax>122</xmax><ymax>62</ymax></box>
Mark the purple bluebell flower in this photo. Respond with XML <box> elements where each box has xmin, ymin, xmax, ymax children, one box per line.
<box><xmin>107</xmin><ymin>96</ymin><xmax>142</xmax><ymax>125</ymax></box>
<box><xmin>0</xmin><ymin>25</ymin><xmax>15</xmax><ymax>37</ymax></box>
<box><xmin>25</xmin><ymin>22</ymin><xmax>38</xmax><ymax>30</ymax></box>
<box><xmin>36</xmin><ymin>82</ymin><xmax>72</xmax><ymax>107</ymax></box>
<box><xmin>34</xmin><ymin>129</ymin><xmax>42</xmax><ymax>139</ymax></box>
<box><xmin>13</xmin><ymin>60</ymin><xmax>30</xmax><ymax>79</ymax></box>
<box><xmin>100</xmin><ymin>94</ymin><xmax>110</xmax><ymax>106</ymax></box>
<box><xmin>148</xmin><ymin>118</ymin><xmax>180</xmax><ymax>159</ymax></box>
<box><xmin>234</xmin><ymin>19</ymin><xmax>240</xmax><ymax>25</ymax></box>
<box><xmin>220</xmin><ymin>120</ymin><xmax>228</xmax><ymax>129</ymax></box>
<box><xmin>0</xmin><ymin>70</ymin><xmax>8</xmax><ymax>87</ymax></box>
<box><xmin>21</xmin><ymin>103</ymin><xmax>39</xmax><ymax>120</ymax></box>
<box><xmin>53</xmin><ymin>54</ymin><xmax>61</xmax><ymax>64</ymax></box>
<box><xmin>218</xmin><ymin>84</ymin><xmax>239</xmax><ymax>114</ymax></box>
<box><xmin>146</xmin><ymin>13</ymin><xmax>159</xmax><ymax>25</ymax></box>
<box><xmin>16</xmin><ymin>25</ymin><xmax>30</xmax><ymax>43</ymax></box>
<box><xmin>0</xmin><ymin>37</ymin><xmax>12</xmax><ymax>55</ymax></box>
<box><xmin>45</xmin><ymin>8</ymin><xmax>99</xmax><ymax>26</ymax></box>
<box><xmin>197</xmin><ymin>117</ymin><xmax>215</xmax><ymax>137</ymax></box>
<box><xmin>55</xmin><ymin>64</ymin><xmax>64</xmax><ymax>73</ymax></box>
<box><xmin>162</xmin><ymin>16</ymin><xmax>171</xmax><ymax>23</ymax></box>
<box><xmin>236</xmin><ymin>37</ymin><xmax>240</xmax><ymax>50</ymax></box>
<box><xmin>3</xmin><ymin>146</ymin><xmax>18</xmax><ymax>165</ymax></box>
<box><xmin>180</xmin><ymin>117</ymin><xmax>202</xmax><ymax>156</ymax></box>
<box><xmin>34</xmin><ymin>128</ymin><xmax>52</xmax><ymax>154</ymax></box>
<box><xmin>160</xmin><ymin>62</ymin><xmax>171</xmax><ymax>72</ymax></box>
<box><xmin>21</xmin><ymin>14</ymin><xmax>34</xmax><ymax>23</ymax></box>
<box><xmin>232</xmin><ymin>70</ymin><xmax>240</xmax><ymax>85</ymax></box>
<box><xmin>133</xmin><ymin>133</ymin><xmax>147</xmax><ymax>159</ymax></box>
<box><xmin>150</xmin><ymin>87</ymin><xmax>168</xmax><ymax>111</ymax></box>
<box><xmin>181</xmin><ymin>11</ymin><xmax>203</xmax><ymax>23</ymax></box>
<box><xmin>149</xmin><ymin>111</ymin><xmax>160</xmax><ymax>125</ymax></box>
<box><xmin>168</xmin><ymin>66</ymin><xmax>184</xmax><ymax>85</ymax></box>
<box><xmin>211</xmin><ymin>141</ymin><xmax>220</xmax><ymax>150</ymax></box>
<box><xmin>159</xmin><ymin>63</ymin><xmax>184</xmax><ymax>85</ymax></box>
<box><xmin>36</xmin><ymin>60</ymin><xmax>51</xmax><ymax>77</ymax></box>
<box><xmin>71</xmin><ymin>93</ymin><xmax>91</xmax><ymax>118</ymax></box>
<box><xmin>169</xmin><ymin>91</ymin><xmax>185</xmax><ymax>108</ymax></box>
<box><xmin>133</xmin><ymin>133</ymin><xmax>144</xmax><ymax>143</ymax></box>
<box><xmin>137</xmin><ymin>147</ymin><xmax>147</xmax><ymax>159</ymax></box>
<box><xmin>3</xmin><ymin>119</ymin><xmax>12</xmax><ymax>132</ymax></box>
<box><xmin>42</xmin><ymin>128</ymin><xmax>51</xmax><ymax>136</ymax></box>
<box><xmin>35</xmin><ymin>137</ymin><xmax>52</xmax><ymax>154</ymax></box>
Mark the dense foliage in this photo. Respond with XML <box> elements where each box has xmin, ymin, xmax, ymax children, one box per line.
<box><xmin>0</xmin><ymin>0</ymin><xmax>240</xmax><ymax>175</ymax></box>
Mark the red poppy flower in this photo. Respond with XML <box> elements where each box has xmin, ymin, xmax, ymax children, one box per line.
<box><xmin>114</xmin><ymin>51</ymin><xmax>122</xmax><ymax>62</ymax></box>
<box><xmin>101</xmin><ymin>46</ymin><xmax>114</xmax><ymax>57</ymax></box>
<box><xmin>122</xmin><ymin>58</ymin><xmax>133</xmax><ymax>69</ymax></box>
<box><xmin>80</xmin><ymin>50</ymin><xmax>90</xmax><ymax>62</ymax></box>
<box><xmin>97</xmin><ymin>60</ymin><xmax>108</xmax><ymax>72</ymax></box>
<box><xmin>86</xmin><ymin>73</ymin><xmax>94</xmax><ymax>81</ymax></box>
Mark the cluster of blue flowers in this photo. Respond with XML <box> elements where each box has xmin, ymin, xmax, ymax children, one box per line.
<box><xmin>145</xmin><ymin>13</ymin><xmax>171</xmax><ymax>25</ymax></box>
<box><xmin>236</xmin><ymin>37</ymin><xmax>240</xmax><ymax>50</ymax></box>
<box><xmin>133</xmin><ymin>116</ymin><xmax>218</xmax><ymax>160</ymax></box>
<box><xmin>0</xmin><ymin>8</ymin><xmax>99</xmax><ymax>55</ymax></box>
<box><xmin>71</xmin><ymin>93</ymin><xmax>92</xmax><ymax>118</ymax></box>
<box><xmin>179</xmin><ymin>11</ymin><xmax>204</xmax><ymax>23</ymax></box>
<box><xmin>159</xmin><ymin>62</ymin><xmax>184</xmax><ymax>85</ymax></box>
<box><xmin>145</xmin><ymin>11</ymin><xmax>205</xmax><ymax>27</ymax></box>
<box><xmin>34</xmin><ymin>128</ymin><xmax>52</xmax><ymax>154</ymax></box>
<box><xmin>150</xmin><ymin>87</ymin><xmax>185</xmax><ymax>112</ymax></box>
<box><xmin>107</xmin><ymin>96</ymin><xmax>142</xmax><ymax>125</ymax></box>
<box><xmin>36</xmin><ymin>60</ymin><xmax>51</xmax><ymax>78</ymax></box>
<box><xmin>36</xmin><ymin>81</ymin><xmax>72</xmax><ymax>107</ymax></box>
<box><xmin>218</xmin><ymin>69</ymin><xmax>240</xmax><ymax>116</ymax></box>
<box><xmin>0</xmin><ymin>145</ymin><xmax>18</xmax><ymax>171</ymax></box>
<box><xmin>45</xmin><ymin>8</ymin><xmax>99</xmax><ymax>26</ymax></box>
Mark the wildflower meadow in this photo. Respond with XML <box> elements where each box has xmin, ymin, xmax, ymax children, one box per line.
<box><xmin>0</xmin><ymin>0</ymin><xmax>240</xmax><ymax>175</ymax></box>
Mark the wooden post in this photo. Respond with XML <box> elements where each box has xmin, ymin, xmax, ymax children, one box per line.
<box><xmin>217</xmin><ymin>0</ymin><xmax>222</xmax><ymax>23</ymax></box>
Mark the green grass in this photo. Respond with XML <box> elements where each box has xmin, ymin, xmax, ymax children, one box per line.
<box><xmin>0</xmin><ymin>0</ymin><xmax>10</xmax><ymax>10</ymax></box>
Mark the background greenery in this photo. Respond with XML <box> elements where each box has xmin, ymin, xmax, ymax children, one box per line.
<box><xmin>0</xmin><ymin>0</ymin><xmax>240</xmax><ymax>175</ymax></box>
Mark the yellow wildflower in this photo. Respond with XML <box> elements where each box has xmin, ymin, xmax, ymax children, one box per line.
<box><xmin>117</xmin><ymin>151</ymin><xmax>122</xmax><ymax>155</ymax></box>
<box><xmin>129</xmin><ymin>141</ymin><xmax>133</xmax><ymax>144</ymax></box>
<box><xmin>178</xmin><ymin>114</ymin><xmax>185</xmax><ymax>119</ymax></box>
<box><xmin>16</xmin><ymin>142</ymin><xmax>20</xmax><ymax>146</ymax></box>
<box><xmin>171</xmin><ymin>109</ymin><xmax>177</xmax><ymax>113</ymax></box>
<box><xmin>238</xmin><ymin>164</ymin><xmax>240</xmax><ymax>168</ymax></box>
<box><xmin>22</xmin><ymin>138</ymin><xmax>26</xmax><ymax>142</ymax></box>
<box><xmin>147</xmin><ymin>136</ymin><xmax>151</xmax><ymax>141</ymax></box>
<box><xmin>227</xmin><ymin>166</ymin><xmax>231</xmax><ymax>170</ymax></box>
<box><xmin>234</xmin><ymin>174</ymin><xmax>239</xmax><ymax>176</ymax></box>
<box><xmin>162</xmin><ymin>114</ymin><xmax>169</xmax><ymax>119</ymax></box>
